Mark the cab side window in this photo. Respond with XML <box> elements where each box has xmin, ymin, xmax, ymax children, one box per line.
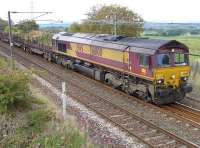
<box><xmin>58</xmin><ymin>43</ymin><xmax>66</xmax><ymax>52</ymax></box>
<box><xmin>139</xmin><ymin>54</ymin><xmax>149</xmax><ymax>67</ymax></box>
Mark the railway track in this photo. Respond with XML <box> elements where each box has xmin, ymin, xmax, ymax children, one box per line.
<box><xmin>0</xmin><ymin>42</ymin><xmax>199</xmax><ymax>147</ymax></box>
<box><xmin>184</xmin><ymin>96</ymin><xmax>200</xmax><ymax>110</ymax></box>
<box><xmin>186</xmin><ymin>96</ymin><xmax>200</xmax><ymax>106</ymax></box>
<box><xmin>176</xmin><ymin>100</ymin><xmax>200</xmax><ymax>113</ymax></box>
<box><xmin>162</xmin><ymin>103</ymin><xmax>200</xmax><ymax>126</ymax></box>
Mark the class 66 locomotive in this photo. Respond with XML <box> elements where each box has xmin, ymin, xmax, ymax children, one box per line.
<box><xmin>52</xmin><ymin>33</ymin><xmax>192</xmax><ymax>105</ymax></box>
<box><xmin>0</xmin><ymin>31</ymin><xmax>192</xmax><ymax>105</ymax></box>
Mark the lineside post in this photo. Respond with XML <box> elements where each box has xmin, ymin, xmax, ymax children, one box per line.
<box><xmin>62</xmin><ymin>82</ymin><xmax>67</xmax><ymax>120</ymax></box>
<box><xmin>8</xmin><ymin>11</ymin><xmax>14</xmax><ymax>68</ymax></box>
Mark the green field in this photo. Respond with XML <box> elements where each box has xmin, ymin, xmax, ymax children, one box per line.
<box><xmin>144</xmin><ymin>35</ymin><xmax>200</xmax><ymax>54</ymax></box>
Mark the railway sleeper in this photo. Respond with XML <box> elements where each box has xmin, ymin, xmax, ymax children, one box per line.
<box><xmin>155</xmin><ymin>138</ymin><xmax>177</xmax><ymax>147</ymax></box>
<box><xmin>144</xmin><ymin>133</ymin><xmax>165</xmax><ymax>141</ymax></box>
<box><xmin>138</xmin><ymin>129</ymin><xmax>157</xmax><ymax>137</ymax></box>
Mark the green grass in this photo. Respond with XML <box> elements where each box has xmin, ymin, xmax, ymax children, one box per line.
<box><xmin>31</xmin><ymin>124</ymin><xmax>87</xmax><ymax>148</ymax></box>
<box><xmin>0</xmin><ymin>96</ymin><xmax>89</xmax><ymax>148</ymax></box>
<box><xmin>144</xmin><ymin>35</ymin><xmax>200</xmax><ymax>54</ymax></box>
<box><xmin>26</xmin><ymin>109</ymin><xmax>54</xmax><ymax>133</ymax></box>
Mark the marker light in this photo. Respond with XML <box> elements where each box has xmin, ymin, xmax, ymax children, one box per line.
<box><xmin>156</xmin><ymin>79</ymin><xmax>164</xmax><ymax>84</ymax></box>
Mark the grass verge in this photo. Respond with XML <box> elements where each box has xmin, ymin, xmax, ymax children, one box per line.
<box><xmin>0</xmin><ymin>57</ymin><xmax>92</xmax><ymax>148</ymax></box>
<box><xmin>0</xmin><ymin>85</ymin><xmax>91</xmax><ymax>148</ymax></box>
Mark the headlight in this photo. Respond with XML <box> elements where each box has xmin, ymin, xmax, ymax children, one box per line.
<box><xmin>171</xmin><ymin>74</ymin><xmax>176</xmax><ymax>79</ymax></box>
<box><xmin>156</xmin><ymin>79</ymin><xmax>164</xmax><ymax>84</ymax></box>
<box><xmin>181</xmin><ymin>77</ymin><xmax>188</xmax><ymax>81</ymax></box>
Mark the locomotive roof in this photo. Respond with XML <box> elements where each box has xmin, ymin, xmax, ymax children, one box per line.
<box><xmin>53</xmin><ymin>32</ymin><xmax>188</xmax><ymax>55</ymax></box>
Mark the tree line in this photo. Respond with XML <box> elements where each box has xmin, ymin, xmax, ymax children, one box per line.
<box><xmin>67</xmin><ymin>5</ymin><xmax>144</xmax><ymax>37</ymax></box>
<box><xmin>0</xmin><ymin>5</ymin><xmax>144</xmax><ymax>37</ymax></box>
<box><xmin>0</xmin><ymin>18</ymin><xmax>39</xmax><ymax>34</ymax></box>
<box><xmin>145</xmin><ymin>28</ymin><xmax>200</xmax><ymax>36</ymax></box>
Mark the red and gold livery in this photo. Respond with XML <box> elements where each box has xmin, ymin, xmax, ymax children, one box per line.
<box><xmin>51</xmin><ymin>32</ymin><xmax>192</xmax><ymax>105</ymax></box>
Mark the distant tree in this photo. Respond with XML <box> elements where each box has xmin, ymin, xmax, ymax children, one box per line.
<box><xmin>191</xmin><ymin>29</ymin><xmax>200</xmax><ymax>35</ymax></box>
<box><xmin>69</xmin><ymin>5</ymin><xmax>144</xmax><ymax>37</ymax></box>
<box><xmin>159</xmin><ymin>29</ymin><xmax>186</xmax><ymax>36</ymax></box>
<box><xmin>68</xmin><ymin>22</ymin><xmax>81</xmax><ymax>32</ymax></box>
<box><xmin>65</xmin><ymin>27</ymin><xmax>69</xmax><ymax>32</ymax></box>
<box><xmin>14</xmin><ymin>20</ymin><xmax>39</xmax><ymax>34</ymax></box>
<box><xmin>0</xmin><ymin>18</ymin><xmax>8</xmax><ymax>31</ymax></box>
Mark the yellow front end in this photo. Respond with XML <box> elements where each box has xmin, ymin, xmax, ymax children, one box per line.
<box><xmin>152</xmin><ymin>66</ymin><xmax>192</xmax><ymax>105</ymax></box>
<box><xmin>154</xmin><ymin>66</ymin><xmax>191</xmax><ymax>88</ymax></box>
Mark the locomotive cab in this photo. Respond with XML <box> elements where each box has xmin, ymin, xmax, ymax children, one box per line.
<box><xmin>153</xmin><ymin>43</ymin><xmax>192</xmax><ymax>105</ymax></box>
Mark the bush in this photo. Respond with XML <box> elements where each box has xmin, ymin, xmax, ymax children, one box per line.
<box><xmin>0</xmin><ymin>59</ymin><xmax>30</xmax><ymax>112</ymax></box>
<box><xmin>26</xmin><ymin>109</ymin><xmax>53</xmax><ymax>133</ymax></box>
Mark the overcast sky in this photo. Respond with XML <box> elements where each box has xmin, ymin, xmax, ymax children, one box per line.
<box><xmin>0</xmin><ymin>0</ymin><xmax>200</xmax><ymax>23</ymax></box>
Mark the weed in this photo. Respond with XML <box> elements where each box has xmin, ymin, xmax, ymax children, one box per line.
<box><xmin>31</xmin><ymin>124</ymin><xmax>86</xmax><ymax>148</ymax></box>
<box><xmin>25</xmin><ymin>109</ymin><xmax>54</xmax><ymax>134</ymax></box>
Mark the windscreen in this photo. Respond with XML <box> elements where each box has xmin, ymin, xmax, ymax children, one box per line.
<box><xmin>174</xmin><ymin>53</ymin><xmax>188</xmax><ymax>65</ymax></box>
<box><xmin>157</xmin><ymin>54</ymin><xmax>170</xmax><ymax>67</ymax></box>
<box><xmin>157</xmin><ymin>53</ymin><xmax>188</xmax><ymax>67</ymax></box>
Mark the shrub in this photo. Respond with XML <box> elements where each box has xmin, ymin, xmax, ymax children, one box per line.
<box><xmin>25</xmin><ymin>109</ymin><xmax>53</xmax><ymax>133</ymax></box>
<box><xmin>0</xmin><ymin>60</ymin><xmax>30</xmax><ymax>112</ymax></box>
